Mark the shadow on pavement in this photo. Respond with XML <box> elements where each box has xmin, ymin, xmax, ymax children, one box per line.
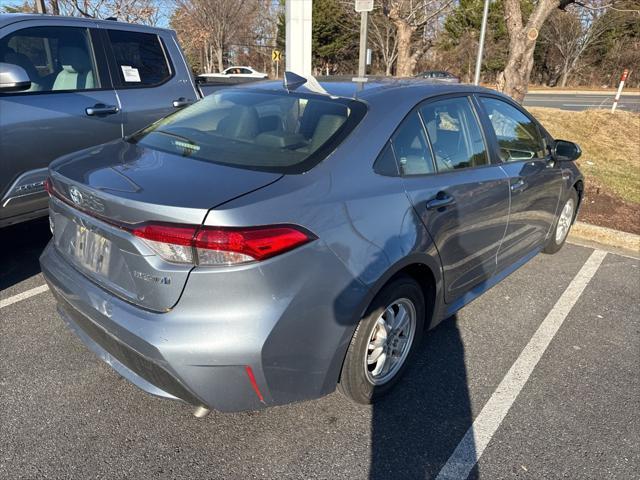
<box><xmin>0</xmin><ymin>217</ymin><xmax>51</xmax><ymax>291</ymax></box>
<box><xmin>370</xmin><ymin>316</ymin><xmax>478</xmax><ymax>480</ymax></box>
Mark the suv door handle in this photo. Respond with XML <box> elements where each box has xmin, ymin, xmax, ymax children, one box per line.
<box><xmin>426</xmin><ymin>192</ymin><xmax>456</xmax><ymax>210</ymax></box>
<box><xmin>85</xmin><ymin>104</ymin><xmax>119</xmax><ymax>116</ymax></box>
<box><xmin>172</xmin><ymin>97</ymin><xmax>194</xmax><ymax>108</ymax></box>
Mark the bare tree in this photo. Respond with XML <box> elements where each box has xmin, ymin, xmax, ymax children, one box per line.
<box><xmin>540</xmin><ymin>6</ymin><xmax>614</xmax><ymax>87</ymax></box>
<box><xmin>43</xmin><ymin>0</ymin><xmax>160</xmax><ymax>24</ymax></box>
<box><xmin>368</xmin><ymin>7</ymin><xmax>398</xmax><ymax>75</ymax></box>
<box><xmin>174</xmin><ymin>0</ymin><xmax>260</xmax><ymax>73</ymax></box>
<box><xmin>381</xmin><ymin>0</ymin><xmax>453</xmax><ymax>77</ymax></box>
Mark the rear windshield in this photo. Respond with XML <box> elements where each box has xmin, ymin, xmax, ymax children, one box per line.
<box><xmin>129</xmin><ymin>89</ymin><xmax>366</xmax><ymax>173</ymax></box>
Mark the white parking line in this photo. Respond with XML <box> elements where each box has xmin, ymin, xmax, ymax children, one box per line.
<box><xmin>0</xmin><ymin>284</ymin><xmax>50</xmax><ymax>310</ymax></box>
<box><xmin>436</xmin><ymin>249</ymin><xmax>607</xmax><ymax>480</ymax></box>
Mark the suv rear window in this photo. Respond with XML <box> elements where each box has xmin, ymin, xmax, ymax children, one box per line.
<box><xmin>130</xmin><ymin>89</ymin><xmax>366</xmax><ymax>173</ymax></box>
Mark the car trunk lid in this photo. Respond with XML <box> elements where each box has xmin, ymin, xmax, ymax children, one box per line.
<box><xmin>48</xmin><ymin>140</ymin><xmax>282</xmax><ymax>312</ymax></box>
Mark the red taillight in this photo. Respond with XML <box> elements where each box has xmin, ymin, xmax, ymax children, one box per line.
<box><xmin>132</xmin><ymin>224</ymin><xmax>197</xmax><ymax>246</ymax></box>
<box><xmin>195</xmin><ymin>226</ymin><xmax>312</xmax><ymax>262</ymax></box>
<box><xmin>131</xmin><ymin>223</ymin><xmax>314</xmax><ymax>266</ymax></box>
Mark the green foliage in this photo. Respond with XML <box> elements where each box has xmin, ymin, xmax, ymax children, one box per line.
<box><xmin>312</xmin><ymin>0</ymin><xmax>357</xmax><ymax>69</ymax></box>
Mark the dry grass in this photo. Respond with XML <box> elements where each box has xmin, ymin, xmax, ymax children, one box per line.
<box><xmin>526</xmin><ymin>107</ymin><xmax>640</xmax><ymax>204</ymax></box>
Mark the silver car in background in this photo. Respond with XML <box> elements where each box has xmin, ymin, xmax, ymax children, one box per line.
<box><xmin>40</xmin><ymin>78</ymin><xmax>583</xmax><ymax>414</ymax></box>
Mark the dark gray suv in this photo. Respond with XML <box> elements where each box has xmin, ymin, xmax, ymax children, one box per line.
<box><xmin>40</xmin><ymin>79</ymin><xmax>583</xmax><ymax>414</ymax></box>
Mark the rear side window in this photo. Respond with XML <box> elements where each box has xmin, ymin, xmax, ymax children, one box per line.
<box><xmin>107</xmin><ymin>30</ymin><xmax>170</xmax><ymax>86</ymax></box>
<box><xmin>420</xmin><ymin>97</ymin><xmax>488</xmax><ymax>172</ymax></box>
<box><xmin>391</xmin><ymin>112</ymin><xmax>435</xmax><ymax>176</ymax></box>
<box><xmin>479</xmin><ymin>97</ymin><xmax>546</xmax><ymax>161</ymax></box>
<box><xmin>0</xmin><ymin>26</ymin><xmax>98</xmax><ymax>93</ymax></box>
<box><xmin>129</xmin><ymin>89</ymin><xmax>366</xmax><ymax>173</ymax></box>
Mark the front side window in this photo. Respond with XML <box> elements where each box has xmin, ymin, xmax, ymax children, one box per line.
<box><xmin>0</xmin><ymin>26</ymin><xmax>98</xmax><ymax>93</ymax></box>
<box><xmin>391</xmin><ymin>111</ymin><xmax>435</xmax><ymax>176</ymax></box>
<box><xmin>130</xmin><ymin>89</ymin><xmax>366</xmax><ymax>173</ymax></box>
<box><xmin>480</xmin><ymin>97</ymin><xmax>546</xmax><ymax>161</ymax></box>
<box><xmin>107</xmin><ymin>30</ymin><xmax>170</xmax><ymax>86</ymax></box>
<box><xmin>420</xmin><ymin>97</ymin><xmax>488</xmax><ymax>172</ymax></box>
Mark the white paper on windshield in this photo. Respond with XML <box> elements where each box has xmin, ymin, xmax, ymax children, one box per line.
<box><xmin>121</xmin><ymin>65</ymin><xmax>141</xmax><ymax>83</ymax></box>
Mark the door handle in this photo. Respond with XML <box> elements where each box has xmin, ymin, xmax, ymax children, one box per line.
<box><xmin>426</xmin><ymin>192</ymin><xmax>456</xmax><ymax>210</ymax></box>
<box><xmin>172</xmin><ymin>97</ymin><xmax>194</xmax><ymax>108</ymax></box>
<box><xmin>510</xmin><ymin>179</ymin><xmax>527</xmax><ymax>193</ymax></box>
<box><xmin>85</xmin><ymin>104</ymin><xmax>119</xmax><ymax>116</ymax></box>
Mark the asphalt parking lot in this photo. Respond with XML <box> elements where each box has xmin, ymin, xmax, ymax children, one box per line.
<box><xmin>1</xmin><ymin>219</ymin><xmax>638</xmax><ymax>480</ymax></box>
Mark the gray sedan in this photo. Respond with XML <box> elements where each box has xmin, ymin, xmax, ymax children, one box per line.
<box><xmin>40</xmin><ymin>77</ymin><xmax>583</xmax><ymax>414</ymax></box>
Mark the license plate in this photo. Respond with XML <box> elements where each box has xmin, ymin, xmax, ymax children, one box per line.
<box><xmin>71</xmin><ymin>224</ymin><xmax>112</xmax><ymax>275</ymax></box>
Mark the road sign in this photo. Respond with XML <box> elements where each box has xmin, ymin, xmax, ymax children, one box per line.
<box><xmin>272</xmin><ymin>50</ymin><xmax>281</xmax><ymax>62</ymax></box>
<box><xmin>355</xmin><ymin>0</ymin><xmax>374</xmax><ymax>12</ymax></box>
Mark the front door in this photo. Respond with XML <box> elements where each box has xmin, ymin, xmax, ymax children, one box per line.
<box><xmin>476</xmin><ymin>96</ymin><xmax>563</xmax><ymax>270</ymax></box>
<box><xmin>0</xmin><ymin>22</ymin><xmax>121</xmax><ymax>224</ymax></box>
<box><xmin>398</xmin><ymin>96</ymin><xmax>510</xmax><ymax>303</ymax></box>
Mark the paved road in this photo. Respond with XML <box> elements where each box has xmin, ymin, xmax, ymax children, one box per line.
<box><xmin>1</xmin><ymin>220</ymin><xmax>638</xmax><ymax>479</ymax></box>
<box><xmin>523</xmin><ymin>92</ymin><xmax>640</xmax><ymax>112</ymax></box>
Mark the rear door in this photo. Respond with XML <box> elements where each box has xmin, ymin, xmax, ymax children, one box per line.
<box><xmin>398</xmin><ymin>95</ymin><xmax>510</xmax><ymax>303</ymax></box>
<box><xmin>0</xmin><ymin>20</ymin><xmax>121</xmax><ymax>225</ymax></box>
<box><xmin>476</xmin><ymin>95</ymin><xmax>563</xmax><ymax>269</ymax></box>
<box><xmin>100</xmin><ymin>26</ymin><xmax>198</xmax><ymax>135</ymax></box>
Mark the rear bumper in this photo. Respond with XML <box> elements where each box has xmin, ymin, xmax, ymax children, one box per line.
<box><xmin>40</xmin><ymin>237</ymin><xmax>368</xmax><ymax>412</ymax></box>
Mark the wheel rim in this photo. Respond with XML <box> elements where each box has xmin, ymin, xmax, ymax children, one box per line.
<box><xmin>364</xmin><ymin>298</ymin><xmax>417</xmax><ymax>386</ymax></box>
<box><xmin>555</xmin><ymin>197</ymin><xmax>575</xmax><ymax>244</ymax></box>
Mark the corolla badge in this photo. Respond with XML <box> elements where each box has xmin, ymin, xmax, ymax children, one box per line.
<box><xmin>69</xmin><ymin>186</ymin><xmax>83</xmax><ymax>206</ymax></box>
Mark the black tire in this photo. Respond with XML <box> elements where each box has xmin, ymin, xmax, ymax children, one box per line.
<box><xmin>544</xmin><ymin>188</ymin><xmax>579</xmax><ymax>254</ymax></box>
<box><xmin>338</xmin><ymin>275</ymin><xmax>425</xmax><ymax>404</ymax></box>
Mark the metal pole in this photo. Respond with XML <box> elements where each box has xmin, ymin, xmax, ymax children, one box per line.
<box><xmin>474</xmin><ymin>0</ymin><xmax>490</xmax><ymax>85</ymax></box>
<box><xmin>35</xmin><ymin>0</ymin><xmax>47</xmax><ymax>14</ymax></box>
<box><xmin>357</xmin><ymin>11</ymin><xmax>368</xmax><ymax>78</ymax></box>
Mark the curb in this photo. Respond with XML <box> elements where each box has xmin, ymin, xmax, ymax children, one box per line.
<box><xmin>525</xmin><ymin>90</ymin><xmax>638</xmax><ymax>96</ymax></box>
<box><xmin>569</xmin><ymin>221</ymin><xmax>640</xmax><ymax>255</ymax></box>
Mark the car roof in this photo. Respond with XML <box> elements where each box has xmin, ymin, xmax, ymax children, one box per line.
<box><xmin>0</xmin><ymin>13</ymin><xmax>172</xmax><ymax>33</ymax></box>
<box><xmin>244</xmin><ymin>77</ymin><xmax>500</xmax><ymax>104</ymax></box>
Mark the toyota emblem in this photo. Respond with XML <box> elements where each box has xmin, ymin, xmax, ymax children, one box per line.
<box><xmin>69</xmin><ymin>186</ymin><xmax>83</xmax><ymax>206</ymax></box>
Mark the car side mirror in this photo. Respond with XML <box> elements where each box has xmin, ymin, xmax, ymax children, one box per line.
<box><xmin>0</xmin><ymin>62</ymin><xmax>31</xmax><ymax>92</ymax></box>
<box><xmin>553</xmin><ymin>139</ymin><xmax>581</xmax><ymax>162</ymax></box>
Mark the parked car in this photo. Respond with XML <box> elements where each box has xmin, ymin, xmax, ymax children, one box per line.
<box><xmin>199</xmin><ymin>66</ymin><xmax>268</xmax><ymax>79</ymax></box>
<box><xmin>40</xmin><ymin>77</ymin><xmax>583</xmax><ymax>414</ymax></box>
<box><xmin>416</xmin><ymin>70</ymin><xmax>460</xmax><ymax>83</ymax></box>
<box><xmin>0</xmin><ymin>14</ymin><xmax>221</xmax><ymax>228</ymax></box>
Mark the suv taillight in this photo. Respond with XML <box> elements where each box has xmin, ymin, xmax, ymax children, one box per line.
<box><xmin>132</xmin><ymin>223</ymin><xmax>314</xmax><ymax>266</ymax></box>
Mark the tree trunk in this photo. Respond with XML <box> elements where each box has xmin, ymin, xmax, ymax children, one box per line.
<box><xmin>216</xmin><ymin>48</ymin><xmax>224</xmax><ymax>73</ymax></box>
<box><xmin>497</xmin><ymin>0</ymin><xmax>564</xmax><ymax>103</ymax></box>
<box><xmin>394</xmin><ymin>20</ymin><xmax>415</xmax><ymax>77</ymax></box>
<box><xmin>560</xmin><ymin>58</ymin><xmax>570</xmax><ymax>88</ymax></box>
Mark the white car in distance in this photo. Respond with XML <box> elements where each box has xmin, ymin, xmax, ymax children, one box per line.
<box><xmin>199</xmin><ymin>66</ymin><xmax>268</xmax><ymax>79</ymax></box>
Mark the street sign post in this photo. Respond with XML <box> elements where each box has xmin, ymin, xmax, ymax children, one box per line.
<box><xmin>354</xmin><ymin>0</ymin><xmax>373</xmax><ymax>82</ymax></box>
<box><xmin>272</xmin><ymin>49</ymin><xmax>281</xmax><ymax>79</ymax></box>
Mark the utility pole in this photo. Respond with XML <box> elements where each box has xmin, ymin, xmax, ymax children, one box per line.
<box><xmin>35</xmin><ymin>0</ymin><xmax>47</xmax><ymax>14</ymax></box>
<box><xmin>354</xmin><ymin>0</ymin><xmax>373</xmax><ymax>82</ymax></box>
<box><xmin>474</xmin><ymin>0</ymin><xmax>491</xmax><ymax>85</ymax></box>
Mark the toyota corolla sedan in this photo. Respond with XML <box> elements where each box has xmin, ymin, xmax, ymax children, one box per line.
<box><xmin>40</xmin><ymin>77</ymin><xmax>583</xmax><ymax>415</ymax></box>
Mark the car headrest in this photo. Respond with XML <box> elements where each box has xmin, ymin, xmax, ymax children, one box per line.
<box><xmin>310</xmin><ymin>114</ymin><xmax>345</xmax><ymax>151</ymax></box>
<box><xmin>59</xmin><ymin>46</ymin><xmax>92</xmax><ymax>73</ymax></box>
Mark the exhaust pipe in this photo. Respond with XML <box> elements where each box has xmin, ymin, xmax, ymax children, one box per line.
<box><xmin>193</xmin><ymin>406</ymin><xmax>210</xmax><ymax>418</ymax></box>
